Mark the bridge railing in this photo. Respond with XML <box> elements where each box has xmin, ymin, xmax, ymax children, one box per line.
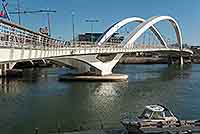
<box><xmin>70</xmin><ymin>41</ymin><xmax>168</xmax><ymax>49</ymax></box>
<box><xmin>0</xmin><ymin>19</ymin><xmax>186</xmax><ymax>52</ymax></box>
<box><xmin>0</xmin><ymin>19</ymin><xmax>66</xmax><ymax>49</ymax></box>
<box><xmin>70</xmin><ymin>41</ymin><xmax>120</xmax><ymax>47</ymax></box>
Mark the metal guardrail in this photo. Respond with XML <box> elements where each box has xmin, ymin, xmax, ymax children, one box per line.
<box><xmin>0</xmin><ymin>19</ymin><xmax>192</xmax><ymax>55</ymax></box>
<box><xmin>0</xmin><ymin>19</ymin><xmax>65</xmax><ymax>49</ymax></box>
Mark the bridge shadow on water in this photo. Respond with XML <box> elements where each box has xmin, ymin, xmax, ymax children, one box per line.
<box><xmin>114</xmin><ymin>64</ymin><xmax>192</xmax><ymax>81</ymax></box>
<box><xmin>159</xmin><ymin>64</ymin><xmax>192</xmax><ymax>81</ymax></box>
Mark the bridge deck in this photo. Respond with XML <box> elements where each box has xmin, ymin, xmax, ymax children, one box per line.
<box><xmin>0</xmin><ymin>18</ymin><xmax>193</xmax><ymax>64</ymax></box>
<box><xmin>0</xmin><ymin>46</ymin><xmax>192</xmax><ymax>63</ymax></box>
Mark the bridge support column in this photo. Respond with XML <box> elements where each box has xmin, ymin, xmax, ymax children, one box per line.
<box><xmin>168</xmin><ymin>56</ymin><xmax>185</xmax><ymax>65</ymax></box>
<box><xmin>180</xmin><ymin>56</ymin><xmax>183</xmax><ymax>65</ymax></box>
<box><xmin>7</xmin><ymin>62</ymin><xmax>17</xmax><ymax>70</ymax></box>
<box><xmin>0</xmin><ymin>64</ymin><xmax>7</xmax><ymax>77</ymax></box>
<box><xmin>168</xmin><ymin>56</ymin><xmax>174</xmax><ymax>65</ymax></box>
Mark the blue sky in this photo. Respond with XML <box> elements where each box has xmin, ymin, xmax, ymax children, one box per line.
<box><xmin>4</xmin><ymin>0</ymin><xmax>200</xmax><ymax>45</ymax></box>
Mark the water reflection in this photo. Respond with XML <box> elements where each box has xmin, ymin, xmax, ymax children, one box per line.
<box><xmin>90</xmin><ymin>82</ymin><xmax>128</xmax><ymax>123</ymax></box>
<box><xmin>0</xmin><ymin>64</ymin><xmax>199</xmax><ymax>134</ymax></box>
<box><xmin>0</xmin><ymin>68</ymin><xmax>59</xmax><ymax>95</ymax></box>
<box><xmin>159</xmin><ymin>64</ymin><xmax>192</xmax><ymax>80</ymax></box>
<box><xmin>0</xmin><ymin>78</ymin><xmax>24</xmax><ymax>94</ymax></box>
<box><xmin>0</xmin><ymin>65</ymin><xmax>192</xmax><ymax>95</ymax></box>
<box><xmin>94</xmin><ymin>82</ymin><xmax>128</xmax><ymax>97</ymax></box>
<box><xmin>116</xmin><ymin>64</ymin><xmax>192</xmax><ymax>82</ymax></box>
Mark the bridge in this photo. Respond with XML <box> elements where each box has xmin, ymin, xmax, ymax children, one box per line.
<box><xmin>0</xmin><ymin>16</ymin><xmax>193</xmax><ymax>77</ymax></box>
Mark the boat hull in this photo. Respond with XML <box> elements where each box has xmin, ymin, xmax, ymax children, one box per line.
<box><xmin>124</xmin><ymin>125</ymin><xmax>200</xmax><ymax>134</ymax></box>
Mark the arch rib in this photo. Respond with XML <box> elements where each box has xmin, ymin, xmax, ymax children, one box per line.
<box><xmin>96</xmin><ymin>17</ymin><xmax>168</xmax><ymax>48</ymax></box>
<box><xmin>122</xmin><ymin>16</ymin><xmax>182</xmax><ymax>49</ymax></box>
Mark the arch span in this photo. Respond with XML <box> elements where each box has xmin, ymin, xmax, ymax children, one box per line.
<box><xmin>96</xmin><ymin>17</ymin><xmax>168</xmax><ymax>48</ymax></box>
<box><xmin>122</xmin><ymin>16</ymin><xmax>182</xmax><ymax>49</ymax></box>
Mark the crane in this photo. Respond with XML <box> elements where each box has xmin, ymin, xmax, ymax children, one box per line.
<box><xmin>9</xmin><ymin>9</ymin><xmax>56</xmax><ymax>37</ymax></box>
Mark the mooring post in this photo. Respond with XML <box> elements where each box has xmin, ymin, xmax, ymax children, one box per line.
<box><xmin>0</xmin><ymin>64</ymin><xmax>2</xmax><ymax>76</ymax></box>
<box><xmin>57</xmin><ymin>124</ymin><xmax>61</xmax><ymax>134</ymax></box>
<box><xmin>34</xmin><ymin>128</ymin><xmax>39</xmax><ymax>134</ymax></box>
<box><xmin>100</xmin><ymin>119</ymin><xmax>104</xmax><ymax>129</ymax></box>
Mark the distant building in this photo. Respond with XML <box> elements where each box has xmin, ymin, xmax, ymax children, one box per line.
<box><xmin>77</xmin><ymin>32</ymin><xmax>124</xmax><ymax>44</ymax></box>
<box><xmin>169</xmin><ymin>43</ymin><xmax>189</xmax><ymax>48</ymax></box>
<box><xmin>191</xmin><ymin>45</ymin><xmax>200</xmax><ymax>49</ymax></box>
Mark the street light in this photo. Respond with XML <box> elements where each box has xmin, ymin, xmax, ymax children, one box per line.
<box><xmin>17</xmin><ymin>0</ymin><xmax>21</xmax><ymax>25</ymax></box>
<box><xmin>85</xmin><ymin>19</ymin><xmax>99</xmax><ymax>44</ymax></box>
<box><xmin>72</xmin><ymin>11</ymin><xmax>75</xmax><ymax>45</ymax></box>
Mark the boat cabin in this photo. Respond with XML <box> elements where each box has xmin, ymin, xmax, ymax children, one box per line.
<box><xmin>138</xmin><ymin>105</ymin><xmax>177</xmax><ymax>122</ymax></box>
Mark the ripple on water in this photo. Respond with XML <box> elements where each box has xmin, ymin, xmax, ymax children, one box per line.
<box><xmin>0</xmin><ymin>65</ymin><xmax>199</xmax><ymax>133</ymax></box>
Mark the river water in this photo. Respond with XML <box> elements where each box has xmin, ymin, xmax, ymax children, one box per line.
<box><xmin>0</xmin><ymin>64</ymin><xmax>200</xmax><ymax>134</ymax></box>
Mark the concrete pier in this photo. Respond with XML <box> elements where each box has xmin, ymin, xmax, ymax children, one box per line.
<box><xmin>180</xmin><ymin>56</ymin><xmax>184</xmax><ymax>65</ymax></box>
<box><xmin>59</xmin><ymin>73</ymin><xmax>128</xmax><ymax>81</ymax></box>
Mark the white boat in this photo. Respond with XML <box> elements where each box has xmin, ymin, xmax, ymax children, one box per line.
<box><xmin>120</xmin><ymin>104</ymin><xmax>200</xmax><ymax>134</ymax></box>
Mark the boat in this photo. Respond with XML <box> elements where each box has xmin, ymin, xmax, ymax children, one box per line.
<box><xmin>120</xmin><ymin>104</ymin><xmax>200</xmax><ymax>134</ymax></box>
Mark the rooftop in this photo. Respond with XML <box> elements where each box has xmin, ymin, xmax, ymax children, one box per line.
<box><xmin>145</xmin><ymin>105</ymin><xmax>165</xmax><ymax>112</ymax></box>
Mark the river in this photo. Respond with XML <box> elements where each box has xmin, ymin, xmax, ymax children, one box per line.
<box><xmin>0</xmin><ymin>64</ymin><xmax>200</xmax><ymax>134</ymax></box>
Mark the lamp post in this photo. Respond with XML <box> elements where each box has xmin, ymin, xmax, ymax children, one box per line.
<box><xmin>72</xmin><ymin>11</ymin><xmax>75</xmax><ymax>46</ymax></box>
<box><xmin>85</xmin><ymin>19</ymin><xmax>99</xmax><ymax>44</ymax></box>
<box><xmin>17</xmin><ymin>0</ymin><xmax>21</xmax><ymax>25</ymax></box>
<box><xmin>9</xmin><ymin>9</ymin><xmax>56</xmax><ymax>36</ymax></box>
<box><xmin>47</xmin><ymin>12</ymin><xmax>51</xmax><ymax>37</ymax></box>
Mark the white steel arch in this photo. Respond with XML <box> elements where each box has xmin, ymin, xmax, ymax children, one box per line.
<box><xmin>122</xmin><ymin>16</ymin><xmax>182</xmax><ymax>49</ymax></box>
<box><xmin>96</xmin><ymin>17</ymin><xmax>168</xmax><ymax>48</ymax></box>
